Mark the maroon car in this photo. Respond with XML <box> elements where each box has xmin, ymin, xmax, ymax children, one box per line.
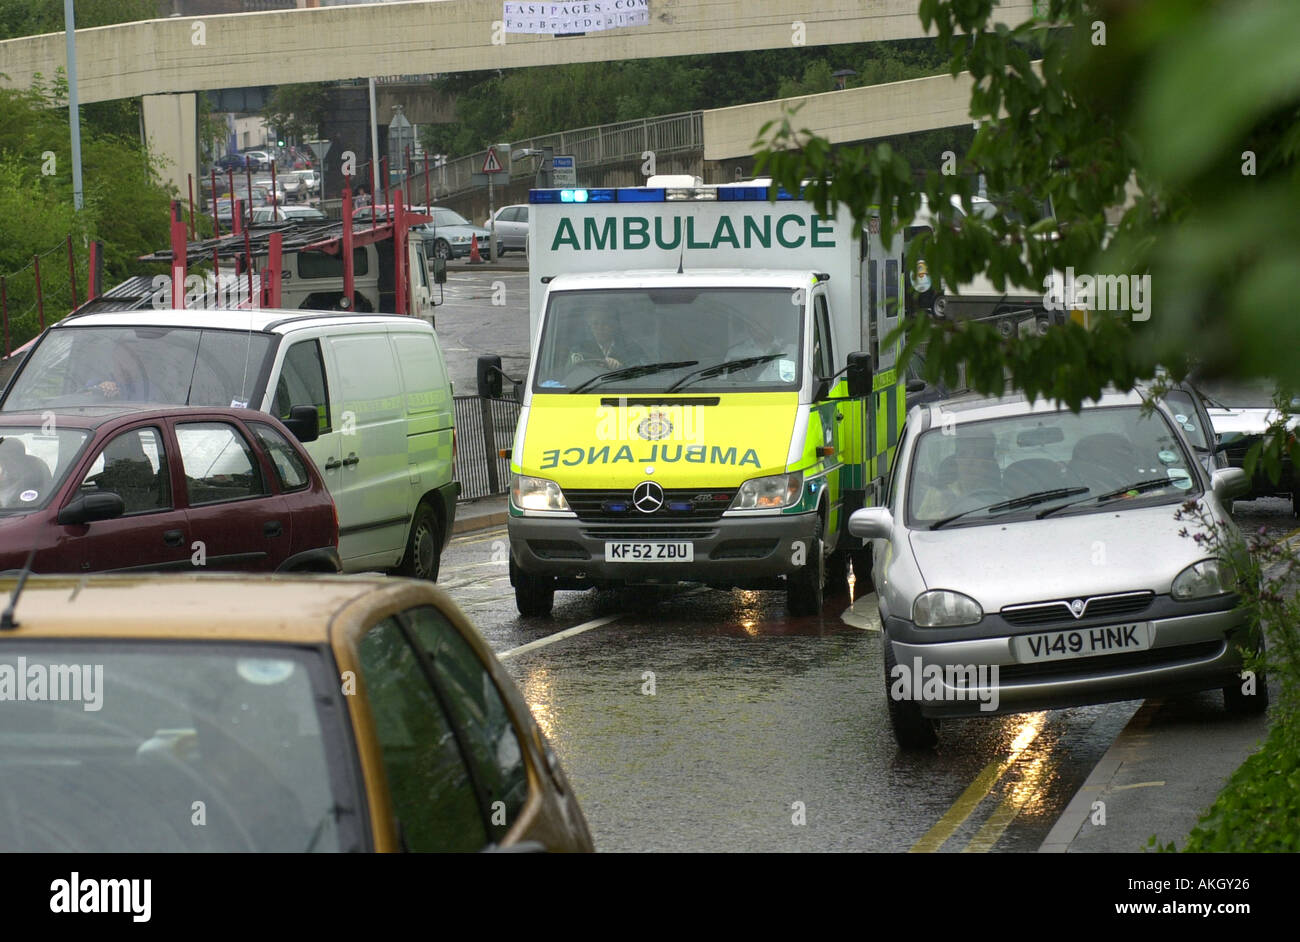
<box><xmin>0</xmin><ymin>407</ymin><xmax>339</xmax><ymax>574</ymax></box>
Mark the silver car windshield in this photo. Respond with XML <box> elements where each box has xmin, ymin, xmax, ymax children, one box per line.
<box><xmin>907</xmin><ymin>405</ymin><xmax>1200</xmax><ymax>527</ymax></box>
<box><xmin>532</xmin><ymin>287</ymin><xmax>802</xmax><ymax>393</ymax></box>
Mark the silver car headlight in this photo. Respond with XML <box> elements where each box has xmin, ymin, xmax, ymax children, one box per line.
<box><xmin>913</xmin><ymin>590</ymin><xmax>983</xmax><ymax>627</ymax></box>
<box><xmin>1172</xmin><ymin>559</ymin><xmax>1232</xmax><ymax>600</ymax></box>
<box><xmin>511</xmin><ymin>474</ymin><xmax>569</xmax><ymax>512</ymax></box>
<box><xmin>731</xmin><ymin>472</ymin><xmax>803</xmax><ymax>511</ymax></box>
<box><xmin>452</xmin><ymin>234</ymin><xmax>470</xmax><ymax>243</ymax></box>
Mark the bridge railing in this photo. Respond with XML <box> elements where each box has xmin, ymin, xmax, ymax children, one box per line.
<box><xmin>420</xmin><ymin>111</ymin><xmax>704</xmax><ymax>200</ymax></box>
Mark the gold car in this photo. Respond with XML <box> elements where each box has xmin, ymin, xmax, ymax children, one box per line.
<box><xmin>0</xmin><ymin>574</ymin><xmax>593</xmax><ymax>852</ymax></box>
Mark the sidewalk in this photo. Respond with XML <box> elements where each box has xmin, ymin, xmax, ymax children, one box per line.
<box><xmin>1040</xmin><ymin>691</ymin><xmax>1271</xmax><ymax>851</ymax></box>
<box><xmin>452</xmin><ymin>495</ymin><xmax>509</xmax><ymax>534</ymax></box>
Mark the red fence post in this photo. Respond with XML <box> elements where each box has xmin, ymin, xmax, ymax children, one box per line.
<box><xmin>66</xmin><ymin>234</ymin><xmax>79</xmax><ymax>311</ymax></box>
<box><xmin>368</xmin><ymin>160</ymin><xmax>377</xmax><ymax>233</ymax></box>
<box><xmin>343</xmin><ymin>178</ymin><xmax>355</xmax><ymax>310</ymax></box>
<box><xmin>394</xmin><ymin>189</ymin><xmax>406</xmax><ymax>316</ymax></box>
<box><xmin>1</xmin><ymin>276</ymin><xmax>8</xmax><ymax>356</ymax></box>
<box><xmin>87</xmin><ymin>240</ymin><xmax>103</xmax><ymax>301</ymax></box>
<box><xmin>268</xmin><ymin>231</ymin><xmax>282</xmax><ymax>309</ymax></box>
<box><xmin>210</xmin><ymin>169</ymin><xmax>220</xmax><ymax>237</ymax></box>
<box><xmin>33</xmin><ymin>255</ymin><xmax>44</xmax><ymax>330</ymax></box>
<box><xmin>382</xmin><ymin>156</ymin><xmax>391</xmax><ymax>220</ymax></box>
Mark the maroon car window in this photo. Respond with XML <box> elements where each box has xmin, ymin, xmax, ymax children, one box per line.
<box><xmin>0</xmin><ymin>427</ymin><xmax>90</xmax><ymax>512</ymax></box>
<box><xmin>249</xmin><ymin>422</ymin><xmax>309</xmax><ymax>491</ymax></box>
<box><xmin>271</xmin><ymin>341</ymin><xmax>330</xmax><ymax>434</ymax></box>
<box><xmin>77</xmin><ymin>427</ymin><xmax>171</xmax><ymax>515</ymax></box>
<box><xmin>176</xmin><ymin>422</ymin><xmax>267</xmax><ymax>505</ymax></box>
<box><xmin>359</xmin><ymin>617</ymin><xmax>487</xmax><ymax>852</ymax></box>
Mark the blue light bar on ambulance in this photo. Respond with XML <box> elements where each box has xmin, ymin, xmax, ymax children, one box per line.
<box><xmin>528</xmin><ymin>185</ymin><xmax>797</xmax><ymax>203</ymax></box>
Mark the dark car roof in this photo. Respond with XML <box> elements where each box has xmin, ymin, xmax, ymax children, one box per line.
<box><xmin>0</xmin><ymin>405</ymin><xmax>281</xmax><ymax>432</ymax></box>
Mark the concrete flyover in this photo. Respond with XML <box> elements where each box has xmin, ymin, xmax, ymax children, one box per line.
<box><xmin>0</xmin><ymin>0</ymin><xmax>1034</xmax><ymax>104</ymax></box>
<box><xmin>703</xmin><ymin>70</ymin><xmax>982</xmax><ymax>163</ymax></box>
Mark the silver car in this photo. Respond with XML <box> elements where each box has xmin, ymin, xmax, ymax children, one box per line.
<box><xmin>849</xmin><ymin>389</ymin><xmax>1262</xmax><ymax>750</ymax></box>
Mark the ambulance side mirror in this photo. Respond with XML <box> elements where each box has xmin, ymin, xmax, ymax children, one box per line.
<box><xmin>432</xmin><ymin>257</ymin><xmax>447</xmax><ymax>284</ymax></box>
<box><xmin>846</xmin><ymin>352</ymin><xmax>872</xmax><ymax>399</ymax></box>
<box><xmin>477</xmin><ymin>355</ymin><xmax>503</xmax><ymax>399</ymax></box>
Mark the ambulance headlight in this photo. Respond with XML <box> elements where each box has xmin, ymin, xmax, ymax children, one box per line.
<box><xmin>511</xmin><ymin>475</ymin><xmax>570</xmax><ymax>512</ymax></box>
<box><xmin>731</xmin><ymin>472</ymin><xmax>803</xmax><ymax>510</ymax></box>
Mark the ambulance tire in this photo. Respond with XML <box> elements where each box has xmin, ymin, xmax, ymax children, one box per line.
<box><xmin>825</xmin><ymin>545</ymin><xmax>850</xmax><ymax>597</ymax></box>
<box><xmin>883</xmin><ymin>631</ymin><xmax>939</xmax><ymax>750</ymax></box>
<box><xmin>787</xmin><ymin>517</ymin><xmax>825</xmax><ymax>616</ymax></box>
<box><xmin>511</xmin><ymin>558</ymin><xmax>555</xmax><ymax>617</ymax></box>
<box><xmin>850</xmin><ymin>545</ymin><xmax>875</xmax><ymax>593</ymax></box>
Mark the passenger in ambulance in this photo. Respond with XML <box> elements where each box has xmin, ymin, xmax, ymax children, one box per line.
<box><xmin>725</xmin><ymin>316</ymin><xmax>797</xmax><ymax>383</ymax></box>
<box><xmin>570</xmin><ymin>310</ymin><xmax>647</xmax><ymax>370</ymax></box>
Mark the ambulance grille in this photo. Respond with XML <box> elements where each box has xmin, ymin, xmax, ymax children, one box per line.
<box><xmin>582</xmin><ymin>526</ymin><xmax>718</xmax><ymax>541</ymax></box>
<box><xmin>565</xmin><ymin>488</ymin><xmax>736</xmax><ymax>521</ymax></box>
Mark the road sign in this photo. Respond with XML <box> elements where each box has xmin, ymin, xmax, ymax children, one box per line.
<box><xmin>552</xmin><ymin>154</ymin><xmax>577</xmax><ymax>187</ymax></box>
<box><xmin>471</xmin><ymin>173</ymin><xmax>492</xmax><ymax>187</ymax></box>
<box><xmin>482</xmin><ymin>146</ymin><xmax>505</xmax><ymax>174</ymax></box>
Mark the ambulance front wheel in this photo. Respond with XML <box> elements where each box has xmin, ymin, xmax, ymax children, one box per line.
<box><xmin>787</xmin><ymin>519</ymin><xmax>826</xmax><ymax>616</ymax></box>
<box><xmin>511</xmin><ymin>558</ymin><xmax>555</xmax><ymax>617</ymax></box>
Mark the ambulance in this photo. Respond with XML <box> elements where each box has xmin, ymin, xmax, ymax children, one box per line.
<box><xmin>502</xmin><ymin>179</ymin><xmax>909</xmax><ymax>616</ymax></box>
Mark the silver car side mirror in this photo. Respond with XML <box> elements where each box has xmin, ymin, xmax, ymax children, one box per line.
<box><xmin>1210</xmin><ymin>467</ymin><xmax>1249</xmax><ymax>501</ymax></box>
<box><xmin>849</xmin><ymin>507</ymin><xmax>893</xmax><ymax>540</ymax></box>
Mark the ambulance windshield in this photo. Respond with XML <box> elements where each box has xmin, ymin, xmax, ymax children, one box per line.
<box><xmin>533</xmin><ymin>287</ymin><xmax>803</xmax><ymax>393</ymax></box>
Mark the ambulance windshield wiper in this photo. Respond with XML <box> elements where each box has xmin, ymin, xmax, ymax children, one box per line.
<box><xmin>664</xmin><ymin>355</ymin><xmax>784</xmax><ymax>392</ymax></box>
<box><xmin>569</xmin><ymin>361</ymin><xmax>698</xmax><ymax>394</ymax></box>
<box><xmin>929</xmin><ymin>487</ymin><xmax>1089</xmax><ymax>530</ymax></box>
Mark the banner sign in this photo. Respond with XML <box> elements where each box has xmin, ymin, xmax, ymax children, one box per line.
<box><xmin>503</xmin><ymin>1</ymin><xmax>651</xmax><ymax>34</ymax></box>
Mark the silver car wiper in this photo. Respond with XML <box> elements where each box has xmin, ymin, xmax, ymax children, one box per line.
<box><xmin>568</xmin><ymin>360</ymin><xmax>698</xmax><ymax>394</ymax></box>
<box><xmin>929</xmin><ymin>487</ymin><xmax>1089</xmax><ymax>530</ymax></box>
<box><xmin>1036</xmin><ymin>478</ymin><xmax>1176</xmax><ymax>519</ymax></box>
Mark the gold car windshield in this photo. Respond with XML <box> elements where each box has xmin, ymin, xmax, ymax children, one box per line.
<box><xmin>0</xmin><ymin>642</ymin><xmax>354</xmax><ymax>852</ymax></box>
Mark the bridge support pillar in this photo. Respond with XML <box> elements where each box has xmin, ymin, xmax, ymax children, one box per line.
<box><xmin>142</xmin><ymin>93</ymin><xmax>199</xmax><ymax>207</ymax></box>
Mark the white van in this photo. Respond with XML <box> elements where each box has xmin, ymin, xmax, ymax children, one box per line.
<box><xmin>0</xmin><ymin>310</ymin><xmax>458</xmax><ymax>579</ymax></box>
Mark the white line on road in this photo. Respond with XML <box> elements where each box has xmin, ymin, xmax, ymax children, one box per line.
<box><xmin>497</xmin><ymin>614</ymin><xmax>623</xmax><ymax>662</ymax></box>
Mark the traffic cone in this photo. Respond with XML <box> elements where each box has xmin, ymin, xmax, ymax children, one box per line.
<box><xmin>468</xmin><ymin>235</ymin><xmax>483</xmax><ymax>264</ymax></box>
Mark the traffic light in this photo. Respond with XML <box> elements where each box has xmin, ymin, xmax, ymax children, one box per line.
<box><xmin>277</xmin><ymin>139</ymin><xmax>285</xmax><ymax>147</ymax></box>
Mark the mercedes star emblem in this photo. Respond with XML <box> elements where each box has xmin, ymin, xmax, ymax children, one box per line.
<box><xmin>632</xmin><ymin>481</ymin><xmax>664</xmax><ymax>514</ymax></box>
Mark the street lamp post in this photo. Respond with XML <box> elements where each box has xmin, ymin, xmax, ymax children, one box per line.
<box><xmin>64</xmin><ymin>0</ymin><xmax>84</xmax><ymax>211</ymax></box>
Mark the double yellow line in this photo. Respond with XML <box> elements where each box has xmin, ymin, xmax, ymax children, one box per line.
<box><xmin>910</xmin><ymin>713</ymin><xmax>1048</xmax><ymax>853</ymax></box>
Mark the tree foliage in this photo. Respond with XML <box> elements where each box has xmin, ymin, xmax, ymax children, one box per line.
<box><xmin>0</xmin><ymin>81</ymin><xmax>171</xmax><ymax>349</ymax></box>
<box><xmin>753</xmin><ymin>0</ymin><xmax>1300</xmax><ymax>420</ymax></box>
<box><xmin>260</xmin><ymin>83</ymin><xmax>331</xmax><ymax>146</ymax></box>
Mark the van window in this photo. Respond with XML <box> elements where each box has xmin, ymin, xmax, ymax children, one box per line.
<box><xmin>391</xmin><ymin>333</ymin><xmax>448</xmax><ymax>415</ymax></box>
<box><xmin>327</xmin><ymin>335</ymin><xmax>403</xmax><ymax>421</ymax></box>
<box><xmin>297</xmin><ymin>248</ymin><xmax>369</xmax><ymax>279</ymax></box>
<box><xmin>272</xmin><ymin>340</ymin><xmax>331</xmax><ymax>433</ymax></box>
<box><xmin>2</xmin><ymin>326</ymin><xmax>273</xmax><ymax>412</ymax></box>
